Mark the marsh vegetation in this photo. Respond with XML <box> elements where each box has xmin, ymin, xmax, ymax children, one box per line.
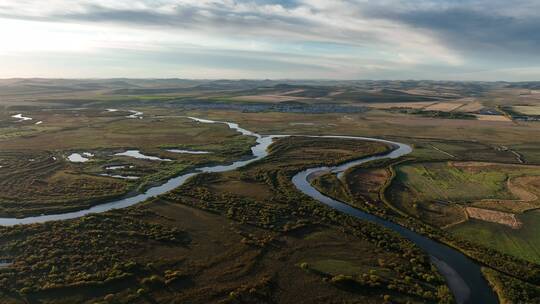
<box><xmin>2</xmin><ymin>79</ymin><xmax>540</xmax><ymax>302</ymax></box>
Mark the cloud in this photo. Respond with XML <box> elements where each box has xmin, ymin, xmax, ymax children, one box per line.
<box><xmin>0</xmin><ymin>0</ymin><xmax>539</xmax><ymax>80</ymax></box>
<box><xmin>0</xmin><ymin>0</ymin><xmax>460</xmax><ymax>63</ymax></box>
<box><xmin>360</xmin><ymin>1</ymin><xmax>540</xmax><ymax>61</ymax></box>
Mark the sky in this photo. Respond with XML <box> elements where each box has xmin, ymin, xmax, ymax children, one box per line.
<box><xmin>0</xmin><ymin>0</ymin><xmax>539</xmax><ymax>80</ymax></box>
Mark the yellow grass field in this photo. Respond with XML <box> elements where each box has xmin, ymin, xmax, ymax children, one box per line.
<box><xmin>455</xmin><ymin>100</ymin><xmax>484</xmax><ymax>112</ymax></box>
<box><xmin>474</xmin><ymin>114</ymin><xmax>511</xmax><ymax>122</ymax></box>
<box><xmin>366</xmin><ymin>101</ymin><xmax>435</xmax><ymax>109</ymax></box>
<box><xmin>424</xmin><ymin>102</ymin><xmax>464</xmax><ymax>112</ymax></box>
<box><xmin>512</xmin><ymin>105</ymin><xmax>540</xmax><ymax>115</ymax></box>
<box><xmin>231</xmin><ymin>94</ymin><xmax>307</xmax><ymax>102</ymax></box>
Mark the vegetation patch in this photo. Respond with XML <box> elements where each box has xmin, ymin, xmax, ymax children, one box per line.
<box><xmin>388</xmin><ymin>161</ymin><xmax>540</xmax><ymax>227</ymax></box>
<box><xmin>482</xmin><ymin>267</ymin><xmax>540</xmax><ymax>304</ymax></box>
<box><xmin>389</xmin><ymin>108</ymin><xmax>476</xmax><ymax>120</ymax></box>
<box><xmin>0</xmin><ymin>208</ymin><xmax>188</xmax><ymax>301</ymax></box>
<box><xmin>0</xmin><ymin>113</ymin><xmax>256</xmax><ymax>217</ymax></box>
<box><xmin>451</xmin><ymin>210</ymin><xmax>540</xmax><ymax>264</ymax></box>
<box><xmin>0</xmin><ymin>136</ymin><xmax>453</xmax><ymax>303</ymax></box>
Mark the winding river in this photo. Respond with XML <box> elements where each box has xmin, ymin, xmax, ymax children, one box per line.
<box><xmin>292</xmin><ymin>143</ymin><xmax>499</xmax><ymax>304</ymax></box>
<box><xmin>0</xmin><ymin>117</ymin><xmax>497</xmax><ymax>303</ymax></box>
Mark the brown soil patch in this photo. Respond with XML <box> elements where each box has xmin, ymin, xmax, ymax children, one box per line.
<box><xmin>466</xmin><ymin>207</ymin><xmax>522</xmax><ymax>229</ymax></box>
<box><xmin>345</xmin><ymin>167</ymin><xmax>390</xmax><ymax>204</ymax></box>
<box><xmin>451</xmin><ymin>162</ymin><xmax>535</xmax><ymax>169</ymax></box>
<box><xmin>455</xmin><ymin>100</ymin><xmax>484</xmax><ymax>112</ymax></box>
<box><xmin>348</xmin><ymin>168</ymin><xmax>388</xmax><ymax>194</ymax></box>
<box><xmin>509</xmin><ymin>176</ymin><xmax>539</xmax><ymax>202</ymax></box>
<box><xmin>474</xmin><ymin>114</ymin><xmax>511</xmax><ymax>122</ymax></box>
<box><xmin>471</xmin><ymin>200</ymin><xmax>538</xmax><ymax>214</ymax></box>
<box><xmin>421</xmin><ymin>202</ymin><xmax>467</xmax><ymax>229</ymax></box>
<box><xmin>424</xmin><ymin>102</ymin><xmax>464</xmax><ymax>112</ymax></box>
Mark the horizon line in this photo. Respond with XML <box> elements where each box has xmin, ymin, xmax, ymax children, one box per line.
<box><xmin>1</xmin><ymin>77</ymin><xmax>539</xmax><ymax>83</ymax></box>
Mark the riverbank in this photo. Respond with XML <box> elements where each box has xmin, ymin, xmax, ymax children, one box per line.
<box><xmin>0</xmin><ymin>117</ymin><xmax>499</xmax><ymax>303</ymax></box>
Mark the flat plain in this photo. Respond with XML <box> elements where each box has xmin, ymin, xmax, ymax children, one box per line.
<box><xmin>1</xmin><ymin>79</ymin><xmax>540</xmax><ymax>303</ymax></box>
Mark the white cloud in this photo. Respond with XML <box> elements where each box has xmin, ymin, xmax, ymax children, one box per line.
<box><xmin>0</xmin><ymin>0</ymin><xmax>537</xmax><ymax>79</ymax></box>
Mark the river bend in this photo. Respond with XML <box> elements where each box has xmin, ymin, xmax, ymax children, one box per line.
<box><xmin>0</xmin><ymin>117</ymin><xmax>498</xmax><ymax>303</ymax></box>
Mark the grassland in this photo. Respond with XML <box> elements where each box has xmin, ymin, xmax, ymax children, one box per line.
<box><xmin>0</xmin><ymin>151</ymin><xmax>130</xmax><ymax>216</ymax></box>
<box><xmin>451</xmin><ymin>210</ymin><xmax>540</xmax><ymax>264</ymax></box>
<box><xmin>512</xmin><ymin>105</ymin><xmax>540</xmax><ymax>116</ymax></box>
<box><xmin>0</xmin><ymin>110</ymin><xmax>255</xmax><ymax>217</ymax></box>
<box><xmin>309</xmin><ymin>157</ymin><xmax>540</xmax><ymax>301</ymax></box>
<box><xmin>348</xmin><ymin>157</ymin><xmax>540</xmax><ymax>294</ymax></box>
<box><xmin>182</xmin><ymin>109</ymin><xmax>540</xmax><ymax>150</ymax></box>
<box><xmin>389</xmin><ymin>162</ymin><xmax>540</xmax><ymax>227</ymax></box>
<box><xmin>0</xmin><ymin>137</ymin><xmax>453</xmax><ymax>304</ymax></box>
<box><xmin>393</xmin><ymin>162</ymin><xmax>514</xmax><ymax>204</ymax></box>
<box><xmin>2</xmin><ymin>79</ymin><xmax>540</xmax><ymax>302</ymax></box>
